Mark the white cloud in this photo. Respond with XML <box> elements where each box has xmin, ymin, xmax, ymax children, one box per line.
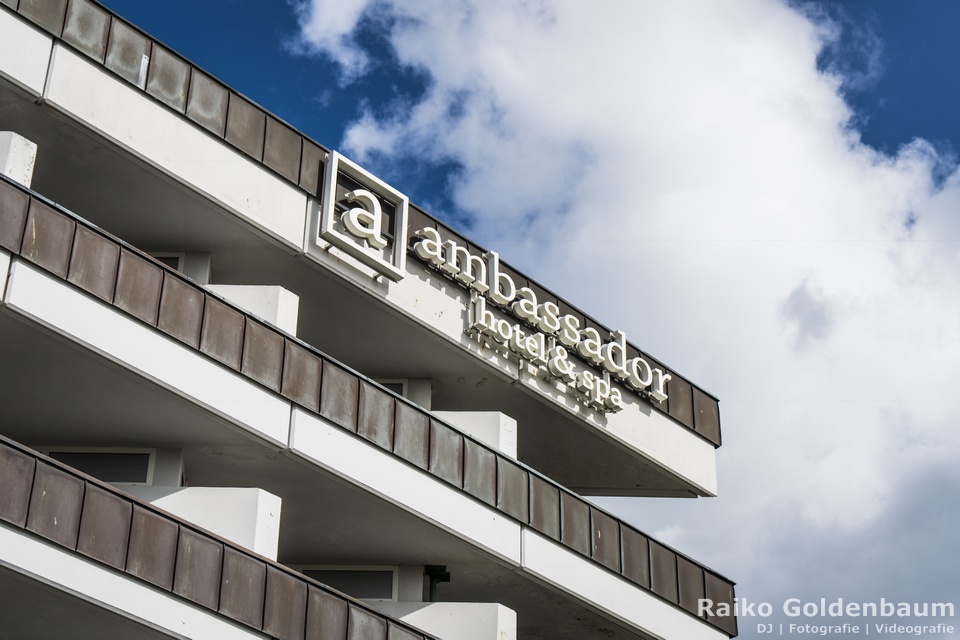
<box><xmin>289</xmin><ymin>0</ymin><xmax>374</xmax><ymax>80</ymax></box>
<box><xmin>295</xmin><ymin>0</ymin><xmax>960</xmax><ymax>628</ymax></box>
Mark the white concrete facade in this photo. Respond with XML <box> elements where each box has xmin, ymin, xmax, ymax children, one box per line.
<box><xmin>207</xmin><ymin>284</ymin><xmax>301</xmax><ymax>335</ymax></box>
<box><xmin>433</xmin><ymin>411</ymin><xmax>518</xmax><ymax>458</ymax></box>
<box><xmin>125</xmin><ymin>486</ymin><xmax>283</xmax><ymax>561</ymax></box>
<box><xmin>4</xmin><ymin>259</ymin><xmax>292</xmax><ymax>449</ymax></box>
<box><xmin>0</xmin><ymin>131</ymin><xmax>36</xmax><ymax>187</ymax></box>
<box><xmin>373</xmin><ymin>602</ymin><xmax>517</xmax><ymax>640</ymax></box>
<box><xmin>0</xmin><ymin>522</ymin><xmax>269</xmax><ymax>639</ymax></box>
<box><xmin>0</xmin><ymin>253</ymin><xmax>725</xmax><ymax>639</ymax></box>
<box><xmin>0</xmin><ymin>11</ymin><xmax>717</xmax><ymax>494</ymax></box>
<box><xmin>0</xmin><ymin>9</ymin><xmax>51</xmax><ymax>97</ymax></box>
<box><xmin>289</xmin><ymin>408</ymin><xmax>523</xmax><ymax>566</ymax></box>
<box><xmin>0</xmin><ymin>4</ymin><xmax>734</xmax><ymax>638</ymax></box>
<box><xmin>42</xmin><ymin>44</ymin><xmax>308</xmax><ymax>250</ymax></box>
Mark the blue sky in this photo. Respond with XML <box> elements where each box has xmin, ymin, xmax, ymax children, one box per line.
<box><xmin>99</xmin><ymin>2</ymin><xmax>960</xmax><ymax>639</ymax></box>
<box><xmin>825</xmin><ymin>0</ymin><xmax>960</xmax><ymax>156</ymax></box>
<box><xmin>102</xmin><ymin>0</ymin><xmax>960</xmax><ymax>210</ymax></box>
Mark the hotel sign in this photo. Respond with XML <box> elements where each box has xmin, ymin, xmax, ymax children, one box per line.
<box><xmin>317</xmin><ymin>151</ymin><xmax>408</xmax><ymax>281</ymax></box>
<box><xmin>411</xmin><ymin>228</ymin><xmax>670</xmax><ymax>412</ymax></box>
<box><xmin>317</xmin><ymin>151</ymin><xmax>670</xmax><ymax>411</ymax></box>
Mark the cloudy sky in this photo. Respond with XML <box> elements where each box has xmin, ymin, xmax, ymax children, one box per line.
<box><xmin>104</xmin><ymin>1</ymin><xmax>960</xmax><ymax>637</ymax></box>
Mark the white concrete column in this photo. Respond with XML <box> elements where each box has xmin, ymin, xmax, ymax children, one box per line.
<box><xmin>433</xmin><ymin>411</ymin><xmax>518</xmax><ymax>458</ymax></box>
<box><xmin>0</xmin><ymin>132</ymin><xmax>37</xmax><ymax>187</ymax></box>
<box><xmin>123</xmin><ymin>486</ymin><xmax>282</xmax><ymax>561</ymax></box>
<box><xmin>206</xmin><ymin>284</ymin><xmax>300</xmax><ymax>335</ymax></box>
<box><xmin>371</xmin><ymin>602</ymin><xmax>516</xmax><ymax>640</ymax></box>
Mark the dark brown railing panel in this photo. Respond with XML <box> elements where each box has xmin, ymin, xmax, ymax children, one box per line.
<box><xmin>0</xmin><ymin>436</ymin><xmax>438</xmax><ymax>640</ymax></box>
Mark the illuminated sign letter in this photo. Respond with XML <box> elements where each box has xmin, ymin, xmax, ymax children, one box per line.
<box><xmin>577</xmin><ymin>327</ymin><xmax>604</xmax><ymax>364</ymax></box>
<box><xmin>314</xmin><ymin>151</ymin><xmax>408</xmax><ymax>282</ymax></box>
<box><xmin>601</xmin><ymin>330</ymin><xmax>629</xmax><ymax>379</ymax></box>
<box><xmin>414</xmin><ymin>228</ymin><xmax>444</xmax><ymax>266</ymax></box>
<box><xmin>511</xmin><ymin>287</ymin><xmax>540</xmax><ymax>323</ymax></box>
<box><xmin>342</xmin><ymin>189</ymin><xmax>388</xmax><ymax>249</ymax></box>
<box><xmin>484</xmin><ymin>251</ymin><xmax>517</xmax><ymax>305</ymax></box>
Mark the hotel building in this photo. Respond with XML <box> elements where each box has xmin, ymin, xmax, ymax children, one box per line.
<box><xmin>0</xmin><ymin>2</ymin><xmax>737</xmax><ymax>638</ymax></box>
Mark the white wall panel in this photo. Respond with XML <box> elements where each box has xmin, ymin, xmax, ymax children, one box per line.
<box><xmin>0</xmin><ymin>249</ymin><xmax>9</xmax><ymax>301</ymax></box>
<box><xmin>0</xmin><ymin>522</ymin><xmax>268</xmax><ymax>639</ymax></box>
<box><xmin>0</xmin><ymin>9</ymin><xmax>51</xmax><ymax>97</ymax></box>
<box><xmin>42</xmin><ymin>45</ymin><xmax>306</xmax><ymax>249</ymax></box>
<box><xmin>4</xmin><ymin>259</ymin><xmax>291</xmax><ymax>447</ymax></box>
<box><xmin>521</xmin><ymin>529</ymin><xmax>728</xmax><ymax>640</ymax></box>
<box><xmin>289</xmin><ymin>408</ymin><xmax>522</xmax><ymax>565</ymax></box>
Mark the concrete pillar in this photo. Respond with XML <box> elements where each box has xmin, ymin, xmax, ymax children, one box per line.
<box><xmin>433</xmin><ymin>411</ymin><xmax>518</xmax><ymax>458</ymax></box>
<box><xmin>123</xmin><ymin>486</ymin><xmax>283</xmax><ymax>560</ymax></box>
<box><xmin>370</xmin><ymin>602</ymin><xmax>517</xmax><ymax>640</ymax></box>
<box><xmin>206</xmin><ymin>284</ymin><xmax>300</xmax><ymax>335</ymax></box>
<box><xmin>0</xmin><ymin>131</ymin><xmax>37</xmax><ymax>187</ymax></box>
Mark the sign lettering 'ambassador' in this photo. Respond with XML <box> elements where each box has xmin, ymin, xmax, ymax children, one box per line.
<box><xmin>412</xmin><ymin>228</ymin><xmax>670</xmax><ymax>412</ymax></box>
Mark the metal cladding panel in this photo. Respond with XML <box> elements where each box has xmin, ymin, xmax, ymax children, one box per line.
<box><xmin>306</xmin><ymin>586</ymin><xmax>348</xmax><ymax>640</ymax></box>
<box><xmin>649</xmin><ymin>540</ymin><xmax>679</xmax><ymax>604</ymax></box>
<box><xmin>406</xmin><ymin>205</ymin><xmax>434</xmax><ymax>238</ymax></box>
<box><xmin>200</xmin><ymin>294</ymin><xmax>246</xmax><ymax>370</ymax></box>
<box><xmin>694</xmin><ymin>387</ymin><xmax>722</xmax><ymax>446</ymax></box>
<box><xmin>705</xmin><ymin>570</ymin><xmax>739</xmax><ymax>636</ymax></box>
<box><xmin>281</xmin><ymin>339</ymin><xmax>323</xmax><ymax>412</ymax></box>
<box><xmin>114</xmin><ymin>249</ymin><xmax>162</xmax><ymax>325</ymax></box>
<box><xmin>126</xmin><ymin>504</ymin><xmax>179</xmax><ymax>590</ymax></box>
<box><xmin>21</xmin><ymin>199</ymin><xmax>75</xmax><ymax>278</ymax></box>
<box><xmin>0</xmin><ymin>180</ymin><xmax>29</xmax><ymax>252</ymax></box>
<box><xmin>320</xmin><ymin>360</ymin><xmax>360</xmax><ymax>432</ymax></box>
<box><xmin>559</xmin><ymin>491</ymin><xmax>591</xmax><ymax>557</ymax></box>
<box><xmin>393</xmin><ymin>401</ymin><xmax>429</xmax><ymax>470</ymax></box>
<box><xmin>556</xmin><ymin>299</ymin><xmax>587</xmax><ymax>337</ymax></box>
<box><xmin>17</xmin><ymin>0</ymin><xmax>67</xmax><ymax>36</ymax></box>
<box><xmin>677</xmin><ymin>555</ymin><xmax>706</xmax><ymax>616</ymax></box>
<box><xmin>358</xmin><ymin>381</ymin><xmax>395</xmax><ymax>450</ymax></box>
<box><xmin>157</xmin><ymin>274</ymin><xmax>204</xmax><ymax>348</ymax></box>
<box><xmin>219</xmin><ymin>547</ymin><xmax>267</xmax><ymax>629</ymax></box>
<box><xmin>25</xmin><ymin>461</ymin><xmax>84</xmax><ymax>549</ymax></box>
<box><xmin>496</xmin><ymin>456</ymin><xmax>529</xmax><ymax>523</ymax></box>
<box><xmin>241</xmin><ymin>318</ymin><xmax>285</xmax><ymax>392</ymax></box>
<box><xmin>225</xmin><ymin>93</ymin><xmax>266</xmax><ymax>161</ymax></box>
<box><xmin>528</xmin><ymin>474</ymin><xmax>560</xmax><ymax>541</ymax></box>
<box><xmin>299</xmin><ymin>139</ymin><xmax>324</xmax><ymax>195</ymax></box>
<box><xmin>186</xmin><ymin>70</ymin><xmax>229</xmax><ymax>137</ymax></box>
<box><xmin>263</xmin><ymin>565</ymin><xmax>308</xmax><ymax>640</ymax></box>
<box><xmin>590</xmin><ymin>507</ymin><xmax>621</xmax><ymax>573</ymax></box>
<box><xmin>76</xmin><ymin>483</ymin><xmax>132</xmax><ymax>570</ymax></box>
<box><xmin>348</xmin><ymin>605</ymin><xmax>388</xmax><ymax>640</ymax></box>
<box><xmin>388</xmin><ymin>623</ymin><xmax>422</xmax><ymax>640</ymax></box>
<box><xmin>667</xmin><ymin>374</ymin><xmax>695</xmax><ymax>430</ymax></box>
<box><xmin>104</xmin><ymin>18</ymin><xmax>150</xmax><ymax>87</ymax></box>
<box><xmin>62</xmin><ymin>0</ymin><xmax>110</xmax><ymax>62</ymax></box>
<box><xmin>0</xmin><ymin>443</ymin><xmax>35</xmax><ymax>527</ymax></box>
<box><xmin>496</xmin><ymin>262</ymin><xmax>525</xmax><ymax>297</ymax></box>
<box><xmin>0</xmin><ymin>0</ymin><xmax>17</xmax><ymax>10</ymax></box>
<box><xmin>581</xmin><ymin>313</ymin><xmax>611</xmax><ymax>344</ymax></box>
<box><xmin>620</xmin><ymin>525</ymin><xmax>651</xmax><ymax>589</ymax></box>
<box><xmin>524</xmin><ymin>280</ymin><xmax>557</xmax><ymax>312</ymax></box>
<box><xmin>429</xmin><ymin>419</ymin><xmax>464</xmax><ymax>488</ymax></box>
<box><xmin>264</xmin><ymin>116</ymin><xmax>302</xmax><ymax>184</ymax></box>
<box><xmin>174</xmin><ymin>527</ymin><xmax>224</xmax><ymax>610</ymax></box>
<box><xmin>462</xmin><ymin>438</ymin><xmax>496</xmax><ymax>507</ymax></box>
<box><xmin>432</xmin><ymin>221</ymin><xmax>463</xmax><ymax>249</ymax></box>
<box><xmin>146</xmin><ymin>44</ymin><xmax>190</xmax><ymax>113</ymax></box>
<box><xmin>67</xmin><ymin>225</ymin><xmax>119</xmax><ymax>302</ymax></box>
